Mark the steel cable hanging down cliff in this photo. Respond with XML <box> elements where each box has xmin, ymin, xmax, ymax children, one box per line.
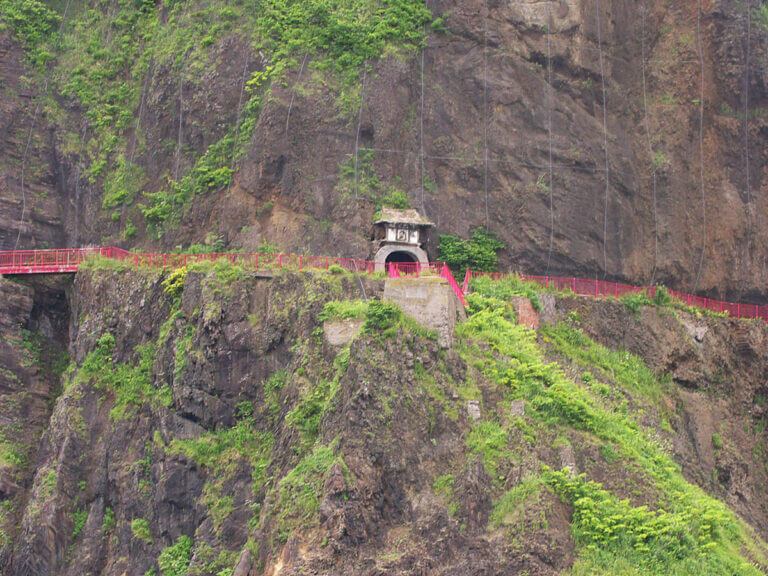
<box><xmin>595</xmin><ymin>0</ymin><xmax>611</xmax><ymax>279</ymax></box>
<box><xmin>640</xmin><ymin>2</ymin><xmax>660</xmax><ymax>286</ymax></box>
<box><xmin>545</xmin><ymin>3</ymin><xmax>555</xmax><ymax>276</ymax></box>
<box><xmin>14</xmin><ymin>0</ymin><xmax>74</xmax><ymax>251</ymax></box>
<box><xmin>693</xmin><ymin>0</ymin><xmax>707</xmax><ymax>293</ymax></box>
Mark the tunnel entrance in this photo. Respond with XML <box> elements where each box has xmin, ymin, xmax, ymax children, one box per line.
<box><xmin>385</xmin><ymin>250</ymin><xmax>418</xmax><ymax>264</ymax></box>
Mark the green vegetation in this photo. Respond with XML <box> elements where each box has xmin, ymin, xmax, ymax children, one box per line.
<box><xmin>438</xmin><ymin>228</ymin><xmax>504</xmax><ymax>274</ymax></box>
<box><xmin>158</xmin><ymin>535</ymin><xmax>193</xmax><ymax>576</ymax></box>
<box><xmin>491</xmin><ymin>475</ymin><xmax>544</xmax><ymax>527</ymax></box>
<box><xmin>131</xmin><ymin>518</ymin><xmax>153</xmax><ymax>543</ymax></box>
<box><xmin>1</xmin><ymin>0</ymin><xmax>431</xmax><ymax>238</ymax></box>
<box><xmin>318</xmin><ymin>299</ymin><xmax>369</xmax><ymax>322</ymax></box>
<box><xmin>102</xmin><ymin>507</ymin><xmax>115</xmax><ymax>534</ymax></box>
<box><xmin>541</xmin><ymin>323</ymin><xmax>669</xmax><ymax>408</ymax></box>
<box><xmin>712</xmin><ymin>433</ymin><xmax>723</xmax><ymax>451</ymax></box>
<box><xmin>455</xmin><ymin>282</ymin><xmax>768</xmax><ymax>574</ymax></box>
<box><xmin>273</xmin><ymin>443</ymin><xmax>342</xmax><ymax>543</ymax></box>
<box><xmin>72</xmin><ymin>507</ymin><xmax>88</xmax><ymax>539</ymax></box>
<box><xmin>169</xmin><ymin>417</ymin><xmax>273</xmax><ymax>493</ymax></box>
<box><xmin>467</xmin><ymin>274</ymin><xmax>540</xmax><ymax>312</ymax></box>
<box><xmin>0</xmin><ymin>0</ymin><xmax>60</xmax><ymax>68</ymax></box>
<box><xmin>72</xmin><ymin>334</ymin><xmax>172</xmax><ymax>421</ymax></box>
<box><xmin>432</xmin><ymin>474</ymin><xmax>459</xmax><ymax>517</ymax></box>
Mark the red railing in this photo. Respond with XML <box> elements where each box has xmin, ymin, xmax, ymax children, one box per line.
<box><xmin>0</xmin><ymin>247</ymin><xmax>467</xmax><ymax>306</ymax></box>
<box><xmin>4</xmin><ymin>247</ymin><xmax>764</xmax><ymax>320</ymax></box>
<box><xmin>387</xmin><ymin>262</ymin><xmax>467</xmax><ymax>306</ymax></box>
<box><xmin>462</xmin><ymin>269</ymin><xmax>768</xmax><ymax>322</ymax></box>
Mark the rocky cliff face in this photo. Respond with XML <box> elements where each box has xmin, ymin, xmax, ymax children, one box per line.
<box><xmin>1</xmin><ymin>265</ymin><xmax>768</xmax><ymax>574</ymax></box>
<box><xmin>1</xmin><ymin>1</ymin><xmax>767</xmax><ymax>299</ymax></box>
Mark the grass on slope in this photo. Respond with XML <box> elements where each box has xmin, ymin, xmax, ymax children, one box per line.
<box><xmin>456</xmin><ymin>285</ymin><xmax>768</xmax><ymax>575</ymax></box>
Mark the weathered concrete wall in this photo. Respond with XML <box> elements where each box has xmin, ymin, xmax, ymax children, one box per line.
<box><xmin>383</xmin><ymin>277</ymin><xmax>458</xmax><ymax>347</ymax></box>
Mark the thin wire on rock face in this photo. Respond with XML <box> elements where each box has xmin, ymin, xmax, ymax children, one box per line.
<box><xmin>693</xmin><ymin>0</ymin><xmax>706</xmax><ymax>293</ymax></box>
<box><xmin>226</xmin><ymin>50</ymin><xmax>252</xmax><ymax>196</ymax></box>
<box><xmin>743</xmin><ymin>0</ymin><xmax>752</xmax><ymax>266</ymax></box>
<box><xmin>595</xmin><ymin>0</ymin><xmax>611</xmax><ymax>279</ymax></box>
<box><xmin>14</xmin><ymin>0</ymin><xmax>74</xmax><ymax>251</ymax></box>
<box><xmin>545</xmin><ymin>4</ymin><xmax>555</xmax><ymax>275</ymax></box>
<box><xmin>353</xmin><ymin>62</ymin><xmax>368</xmax><ymax>200</ymax></box>
<box><xmin>285</xmin><ymin>52</ymin><xmax>309</xmax><ymax>137</ymax></box>
<box><xmin>482</xmin><ymin>0</ymin><xmax>490</xmax><ymax>229</ymax></box>
<box><xmin>419</xmin><ymin>1</ymin><xmax>428</xmax><ymax>217</ymax></box>
<box><xmin>640</xmin><ymin>2</ymin><xmax>659</xmax><ymax>286</ymax></box>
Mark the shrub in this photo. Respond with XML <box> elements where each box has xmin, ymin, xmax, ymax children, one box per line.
<box><xmin>158</xmin><ymin>535</ymin><xmax>193</xmax><ymax>576</ymax></box>
<box><xmin>622</xmin><ymin>293</ymin><xmax>650</xmax><ymax>315</ymax></box>
<box><xmin>102</xmin><ymin>507</ymin><xmax>115</xmax><ymax>533</ymax></box>
<box><xmin>653</xmin><ymin>285</ymin><xmax>673</xmax><ymax>307</ymax></box>
<box><xmin>712</xmin><ymin>433</ymin><xmax>723</xmax><ymax>450</ymax></box>
<box><xmin>438</xmin><ymin>228</ymin><xmax>504</xmax><ymax>274</ymax></box>
<box><xmin>363</xmin><ymin>301</ymin><xmax>402</xmax><ymax>332</ymax></box>
<box><xmin>131</xmin><ymin>518</ymin><xmax>152</xmax><ymax>543</ymax></box>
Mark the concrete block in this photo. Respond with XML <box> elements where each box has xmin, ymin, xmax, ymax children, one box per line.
<box><xmin>323</xmin><ymin>319</ymin><xmax>365</xmax><ymax>347</ymax></box>
<box><xmin>383</xmin><ymin>277</ymin><xmax>458</xmax><ymax>347</ymax></box>
<box><xmin>467</xmin><ymin>400</ymin><xmax>481</xmax><ymax>422</ymax></box>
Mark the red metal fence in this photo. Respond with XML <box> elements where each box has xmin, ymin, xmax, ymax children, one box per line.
<box><xmin>0</xmin><ymin>247</ymin><xmax>468</xmax><ymax>306</ymax></box>
<box><xmin>387</xmin><ymin>262</ymin><xmax>467</xmax><ymax>307</ymax></box>
<box><xmin>462</xmin><ymin>270</ymin><xmax>768</xmax><ymax>322</ymax></box>
<box><xmin>2</xmin><ymin>247</ymin><xmax>765</xmax><ymax>320</ymax></box>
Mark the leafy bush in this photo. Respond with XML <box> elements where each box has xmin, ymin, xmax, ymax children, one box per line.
<box><xmin>653</xmin><ymin>285</ymin><xmax>673</xmax><ymax>307</ymax></box>
<box><xmin>318</xmin><ymin>300</ymin><xmax>369</xmax><ymax>322</ymax></box>
<box><xmin>162</xmin><ymin>267</ymin><xmax>188</xmax><ymax>301</ymax></box>
<box><xmin>622</xmin><ymin>293</ymin><xmax>650</xmax><ymax>315</ymax></box>
<box><xmin>438</xmin><ymin>228</ymin><xmax>504</xmax><ymax>274</ymax></box>
<box><xmin>73</xmin><ymin>334</ymin><xmax>171</xmax><ymax>420</ymax></box>
<box><xmin>158</xmin><ymin>535</ymin><xmax>193</xmax><ymax>576</ymax></box>
<box><xmin>273</xmin><ymin>444</ymin><xmax>341</xmax><ymax>542</ymax></box>
<box><xmin>363</xmin><ymin>301</ymin><xmax>402</xmax><ymax>332</ymax></box>
<box><xmin>712</xmin><ymin>433</ymin><xmax>723</xmax><ymax>450</ymax></box>
<box><xmin>102</xmin><ymin>507</ymin><xmax>115</xmax><ymax>533</ymax></box>
<box><xmin>0</xmin><ymin>0</ymin><xmax>60</xmax><ymax>68</ymax></box>
<box><xmin>131</xmin><ymin>518</ymin><xmax>152</xmax><ymax>543</ymax></box>
<box><xmin>72</xmin><ymin>507</ymin><xmax>88</xmax><ymax>539</ymax></box>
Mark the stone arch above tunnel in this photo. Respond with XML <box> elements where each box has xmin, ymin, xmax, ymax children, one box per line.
<box><xmin>374</xmin><ymin>244</ymin><xmax>429</xmax><ymax>270</ymax></box>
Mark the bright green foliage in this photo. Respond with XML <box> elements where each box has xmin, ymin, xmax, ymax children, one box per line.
<box><xmin>654</xmin><ymin>285</ymin><xmax>673</xmax><ymax>307</ymax></box>
<box><xmin>491</xmin><ymin>475</ymin><xmax>544</xmax><ymax>527</ymax></box>
<box><xmin>712</xmin><ymin>433</ymin><xmax>723</xmax><ymax>450</ymax></box>
<box><xmin>162</xmin><ymin>267</ymin><xmax>189</xmax><ymax>302</ymax></box>
<box><xmin>438</xmin><ymin>228</ymin><xmax>505</xmax><ymax>274</ymax></box>
<box><xmin>131</xmin><ymin>518</ymin><xmax>153</xmax><ymax>543</ymax></box>
<box><xmin>288</xmin><ymin>378</ymin><xmax>338</xmax><ymax>450</ymax></box>
<box><xmin>274</xmin><ymin>444</ymin><xmax>341</xmax><ymax>542</ymax></box>
<box><xmin>169</xmin><ymin>417</ymin><xmax>273</xmax><ymax>492</ymax></box>
<box><xmin>364</xmin><ymin>301</ymin><xmax>402</xmax><ymax>332</ymax></box>
<box><xmin>466</xmin><ymin>421</ymin><xmax>509</xmax><ymax>480</ymax></box>
<box><xmin>158</xmin><ymin>535</ymin><xmax>193</xmax><ymax>576</ymax></box>
<box><xmin>318</xmin><ymin>300</ymin><xmax>369</xmax><ymax>322</ymax></box>
<box><xmin>72</xmin><ymin>507</ymin><xmax>88</xmax><ymax>539</ymax></box>
<box><xmin>0</xmin><ymin>0</ymin><xmax>60</xmax><ymax>68</ymax></box>
<box><xmin>541</xmin><ymin>323</ymin><xmax>668</xmax><ymax>408</ymax></box>
<box><xmin>258</xmin><ymin>0</ymin><xmax>429</xmax><ymax>71</ymax></box>
<box><xmin>468</xmin><ymin>274</ymin><xmax>541</xmax><ymax>312</ymax></box>
<box><xmin>102</xmin><ymin>506</ymin><xmax>115</xmax><ymax>533</ymax></box>
<box><xmin>103</xmin><ymin>156</ymin><xmax>146</xmax><ymax>209</ymax></box>
<box><xmin>456</xmin><ymin>287</ymin><xmax>768</xmax><ymax>574</ymax></box>
<box><xmin>73</xmin><ymin>334</ymin><xmax>172</xmax><ymax>420</ymax></box>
